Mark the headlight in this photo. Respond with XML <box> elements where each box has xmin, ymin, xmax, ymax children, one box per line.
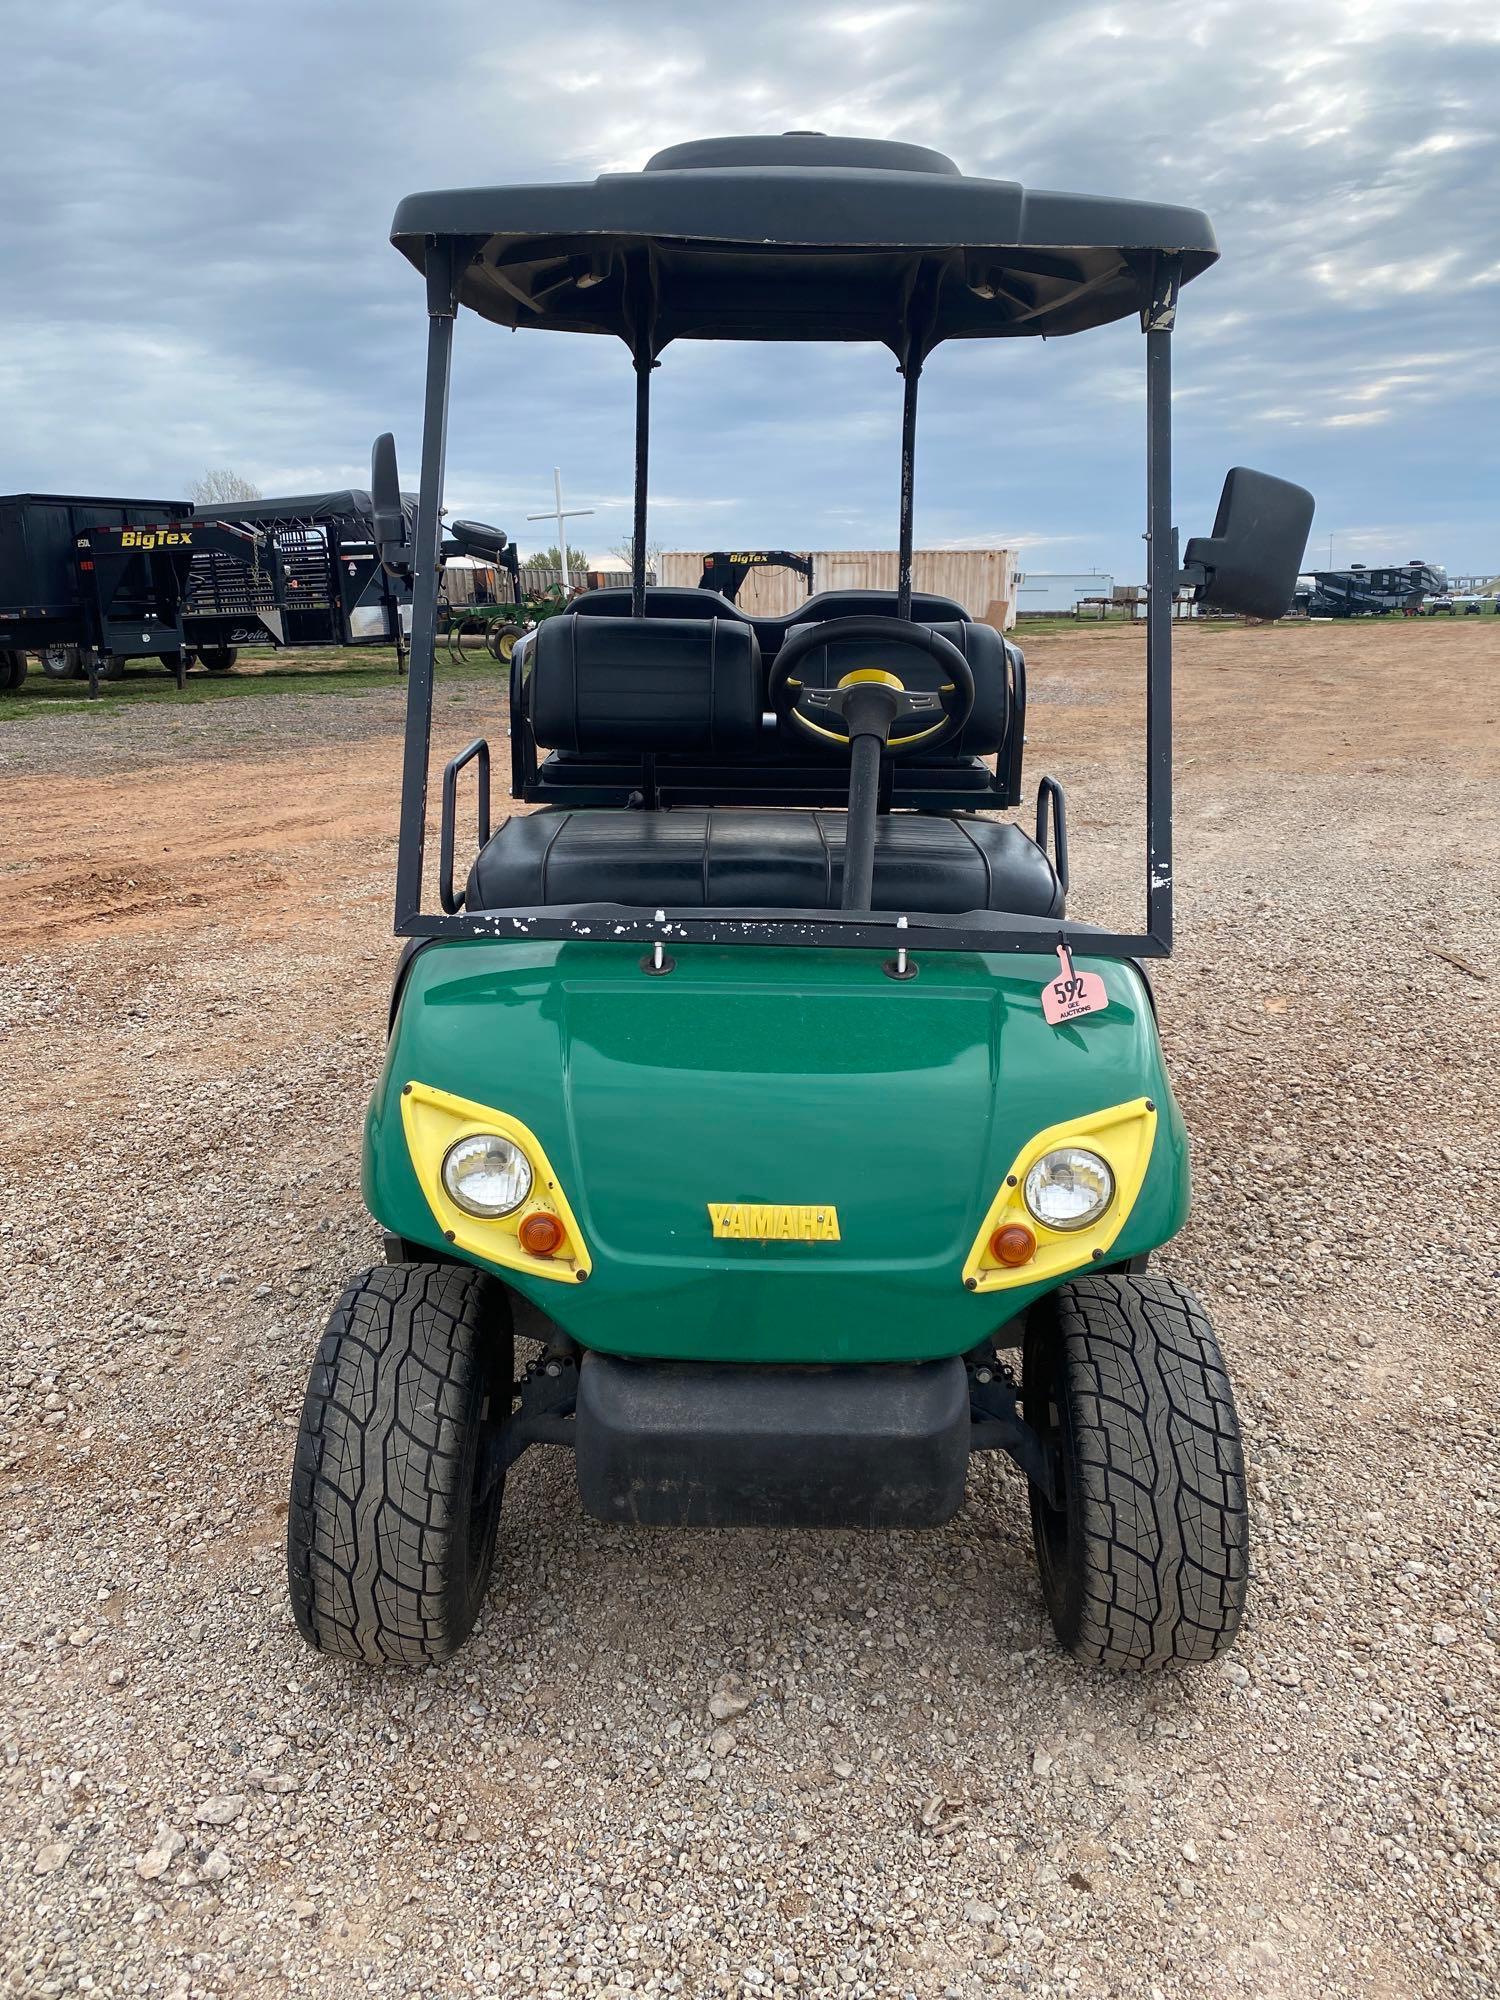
<box><xmin>1024</xmin><ymin>1147</ymin><xmax>1114</xmax><ymax>1231</ymax></box>
<box><xmin>441</xmin><ymin>1133</ymin><xmax>533</xmax><ymax>1217</ymax></box>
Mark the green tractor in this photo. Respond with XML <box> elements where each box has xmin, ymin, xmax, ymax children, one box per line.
<box><xmin>441</xmin><ymin>520</ymin><xmax>572</xmax><ymax>664</ymax></box>
<box><xmin>287</xmin><ymin>133</ymin><xmax>1313</xmax><ymax>1673</ymax></box>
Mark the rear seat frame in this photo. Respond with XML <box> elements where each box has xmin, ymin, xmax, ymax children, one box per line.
<box><xmin>507</xmin><ymin>608</ymin><xmax>1027</xmax><ymax>814</ymax></box>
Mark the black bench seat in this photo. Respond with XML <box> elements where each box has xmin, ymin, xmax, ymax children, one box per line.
<box><xmin>466</xmin><ymin>808</ymin><xmax>1062</xmax><ymax>918</ymax></box>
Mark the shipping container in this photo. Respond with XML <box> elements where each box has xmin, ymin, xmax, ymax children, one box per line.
<box><xmin>658</xmin><ymin>549</ymin><xmax>1016</xmax><ymax>629</ymax></box>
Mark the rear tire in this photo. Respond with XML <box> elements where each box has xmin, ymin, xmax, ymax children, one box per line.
<box><xmin>197</xmin><ymin>645</ymin><xmax>237</xmax><ymax>672</ymax></box>
<box><xmin>287</xmin><ymin>1263</ymin><xmax>512</xmax><ymax>1665</ymax></box>
<box><xmin>41</xmin><ymin>644</ymin><xmax>82</xmax><ymax>680</ymax></box>
<box><xmin>1</xmin><ymin>650</ymin><xmax>25</xmax><ymax>691</ymax></box>
<box><xmin>1023</xmin><ymin>1275</ymin><xmax>1248</xmax><ymax>1669</ymax></box>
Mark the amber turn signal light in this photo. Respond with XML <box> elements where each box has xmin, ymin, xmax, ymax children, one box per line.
<box><xmin>518</xmin><ymin>1210</ymin><xmax>565</xmax><ymax>1257</ymax></box>
<box><xmin>990</xmin><ymin>1223</ymin><xmax>1036</xmax><ymax>1267</ymax></box>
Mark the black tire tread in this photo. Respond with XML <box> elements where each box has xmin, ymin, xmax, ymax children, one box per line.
<box><xmin>1033</xmin><ymin>1274</ymin><xmax>1248</xmax><ymax>1670</ymax></box>
<box><xmin>287</xmin><ymin>1263</ymin><xmax>507</xmax><ymax>1665</ymax></box>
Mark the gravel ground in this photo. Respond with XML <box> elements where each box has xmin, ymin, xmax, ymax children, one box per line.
<box><xmin>2</xmin><ymin>619</ymin><xmax>1497</xmax><ymax>1999</ymax></box>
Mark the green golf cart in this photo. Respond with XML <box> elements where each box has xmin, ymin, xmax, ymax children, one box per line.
<box><xmin>287</xmin><ymin>133</ymin><xmax>1313</xmax><ymax>1672</ymax></box>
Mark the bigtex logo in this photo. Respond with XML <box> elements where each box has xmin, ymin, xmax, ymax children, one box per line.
<box><xmin>708</xmin><ymin>1203</ymin><xmax>841</xmax><ymax>1242</ymax></box>
<box><xmin>118</xmin><ymin>528</ymin><xmax>193</xmax><ymax>550</ymax></box>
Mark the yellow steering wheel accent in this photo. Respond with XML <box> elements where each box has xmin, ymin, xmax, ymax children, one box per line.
<box><xmin>789</xmin><ymin>709</ymin><xmax>862</xmax><ymax>746</ymax></box>
<box><xmin>788</xmin><ymin>707</ymin><xmax>953</xmax><ymax>748</ymax></box>
<box><xmin>836</xmin><ymin>667</ymin><xmax>907</xmax><ymax>690</ymax></box>
<box><xmin>789</xmin><ymin>665</ymin><xmax>950</xmax><ymax>748</ymax></box>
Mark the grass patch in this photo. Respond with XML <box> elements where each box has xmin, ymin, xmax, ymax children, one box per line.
<box><xmin>1009</xmin><ymin>616</ymin><xmax>1134</xmax><ymax>638</ymax></box>
<box><xmin>0</xmin><ymin>646</ymin><xmax>499</xmax><ymax>721</ymax></box>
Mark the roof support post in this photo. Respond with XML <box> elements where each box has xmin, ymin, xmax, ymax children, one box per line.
<box><xmin>631</xmin><ymin>354</ymin><xmax>651</xmax><ymax>618</ymax></box>
<box><xmin>896</xmin><ymin>359</ymin><xmax>921</xmax><ymax>622</ymax></box>
<box><xmin>1143</xmin><ymin>255</ymin><xmax>1182</xmax><ymax>954</ymax></box>
<box><xmin>621</xmin><ymin>252</ymin><xmax>660</xmax><ymax>620</ymax></box>
<box><xmin>394</xmin><ymin>237</ymin><xmax>460</xmax><ymax>929</ymax></box>
<box><xmin>894</xmin><ymin>257</ymin><xmax>945</xmax><ymax>623</ymax></box>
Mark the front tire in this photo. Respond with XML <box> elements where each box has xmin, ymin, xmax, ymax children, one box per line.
<box><xmin>1023</xmin><ymin>1275</ymin><xmax>1248</xmax><ymax>1669</ymax></box>
<box><xmin>287</xmin><ymin>1263</ymin><xmax>513</xmax><ymax>1665</ymax></box>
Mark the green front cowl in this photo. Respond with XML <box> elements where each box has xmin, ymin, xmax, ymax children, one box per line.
<box><xmin>365</xmin><ymin>940</ymin><xmax>1190</xmax><ymax>1363</ymax></box>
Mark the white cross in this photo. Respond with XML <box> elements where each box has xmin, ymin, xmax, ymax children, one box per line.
<box><xmin>526</xmin><ymin>468</ymin><xmax>594</xmax><ymax>591</ymax></box>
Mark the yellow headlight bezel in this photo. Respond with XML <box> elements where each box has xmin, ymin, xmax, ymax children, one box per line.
<box><xmin>962</xmin><ymin>1097</ymin><xmax>1158</xmax><ymax>1294</ymax></box>
<box><xmin>400</xmin><ymin>1081</ymin><xmax>592</xmax><ymax>1285</ymax></box>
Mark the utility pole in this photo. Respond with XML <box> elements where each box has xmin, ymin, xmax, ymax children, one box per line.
<box><xmin>527</xmin><ymin>468</ymin><xmax>594</xmax><ymax>594</ymax></box>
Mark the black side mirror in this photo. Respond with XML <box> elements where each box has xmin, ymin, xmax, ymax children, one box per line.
<box><xmin>1185</xmin><ymin>467</ymin><xmax>1315</xmax><ymax>621</ymax></box>
<box><xmin>370</xmin><ymin>433</ymin><xmax>410</xmax><ymax>580</ymax></box>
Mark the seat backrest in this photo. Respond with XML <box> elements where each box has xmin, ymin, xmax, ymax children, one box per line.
<box><xmin>792</xmin><ymin>587</ymin><xmax>969</xmax><ymax>625</ymax></box>
<box><xmin>529</xmin><ymin>614</ymin><xmax>763</xmax><ymax>754</ymax></box>
<box><xmin>569</xmin><ymin>585</ymin><xmax>749</xmax><ymax>622</ymax></box>
<box><xmin>777</xmin><ymin>619</ymin><xmax>1012</xmax><ymax>757</ymax></box>
<box><xmin>745</xmin><ymin>588</ymin><xmax>971</xmax><ymax>657</ymax></box>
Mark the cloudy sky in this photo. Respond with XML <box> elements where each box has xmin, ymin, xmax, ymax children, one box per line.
<box><xmin>4</xmin><ymin>0</ymin><xmax>1497</xmax><ymax>580</ymax></box>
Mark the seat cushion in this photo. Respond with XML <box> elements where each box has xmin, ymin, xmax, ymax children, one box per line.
<box><xmin>467</xmin><ymin>809</ymin><xmax>1062</xmax><ymax>917</ymax></box>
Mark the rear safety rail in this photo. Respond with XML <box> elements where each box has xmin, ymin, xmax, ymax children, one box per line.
<box><xmin>439</xmin><ymin>737</ymin><xmax>491</xmax><ymax>914</ymax></box>
<box><xmin>1035</xmin><ymin>775</ymin><xmax>1069</xmax><ymax>893</ymax></box>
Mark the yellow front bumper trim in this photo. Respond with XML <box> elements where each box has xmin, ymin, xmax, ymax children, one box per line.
<box><xmin>962</xmin><ymin>1097</ymin><xmax>1158</xmax><ymax>1294</ymax></box>
<box><xmin>400</xmin><ymin>1081</ymin><xmax>592</xmax><ymax>1285</ymax></box>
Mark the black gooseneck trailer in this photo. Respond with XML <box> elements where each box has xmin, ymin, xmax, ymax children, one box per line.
<box><xmin>190</xmin><ymin>490</ymin><xmax>417</xmax><ymax>664</ymax></box>
<box><xmin>697</xmin><ymin>549</ymin><xmax>815</xmax><ymax>603</ymax></box>
<box><xmin>0</xmin><ymin>492</ymin><xmax>278</xmax><ymax>695</ymax></box>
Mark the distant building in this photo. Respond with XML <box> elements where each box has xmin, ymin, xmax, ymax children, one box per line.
<box><xmin>1014</xmin><ymin>571</ymin><xmax>1114</xmax><ymax>615</ymax></box>
<box><xmin>659</xmin><ymin>548</ymin><xmax>1018</xmax><ymax>629</ymax></box>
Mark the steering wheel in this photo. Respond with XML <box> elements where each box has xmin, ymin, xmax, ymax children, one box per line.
<box><xmin>766</xmin><ymin>617</ymin><xmax>976</xmax><ymax>755</ymax></box>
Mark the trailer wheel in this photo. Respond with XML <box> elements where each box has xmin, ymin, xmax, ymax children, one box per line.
<box><xmin>1</xmin><ymin>650</ymin><xmax>25</xmax><ymax>691</ymax></box>
<box><xmin>1023</xmin><ymin>1275</ymin><xmax>1248</xmax><ymax>1670</ymax></box>
<box><xmin>98</xmin><ymin>654</ymin><xmax>126</xmax><ymax>681</ymax></box>
<box><xmin>157</xmin><ymin>652</ymin><xmax>191</xmax><ymax>674</ymax></box>
<box><xmin>197</xmin><ymin>645</ymin><xmax>237</xmax><ymax>672</ymax></box>
<box><xmin>490</xmin><ymin>624</ymin><xmax>524</xmax><ymax>663</ymax></box>
<box><xmin>287</xmin><ymin>1263</ymin><xmax>513</xmax><ymax>1665</ymax></box>
<box><xmin>41</xmin><ymin>644</ymin><xmax>82</xmax><ymax>680</ymax></box>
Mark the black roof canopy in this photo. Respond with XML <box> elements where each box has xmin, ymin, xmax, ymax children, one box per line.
<box><xmin>191</xmin><ymin>490</ymin><xmax>417</xmax><ymax>528</ymax></box>
<box><xmin>391</xmin><ymin>133</ymin><xmax>1218</xmax><ymax>353</ymax></box>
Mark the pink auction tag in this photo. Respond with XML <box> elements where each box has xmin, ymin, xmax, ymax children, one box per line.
<box><xmin>1041</xmin><ymin>944</ymin><xmax>1109</xmax><ymax>1025</ymax></box>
